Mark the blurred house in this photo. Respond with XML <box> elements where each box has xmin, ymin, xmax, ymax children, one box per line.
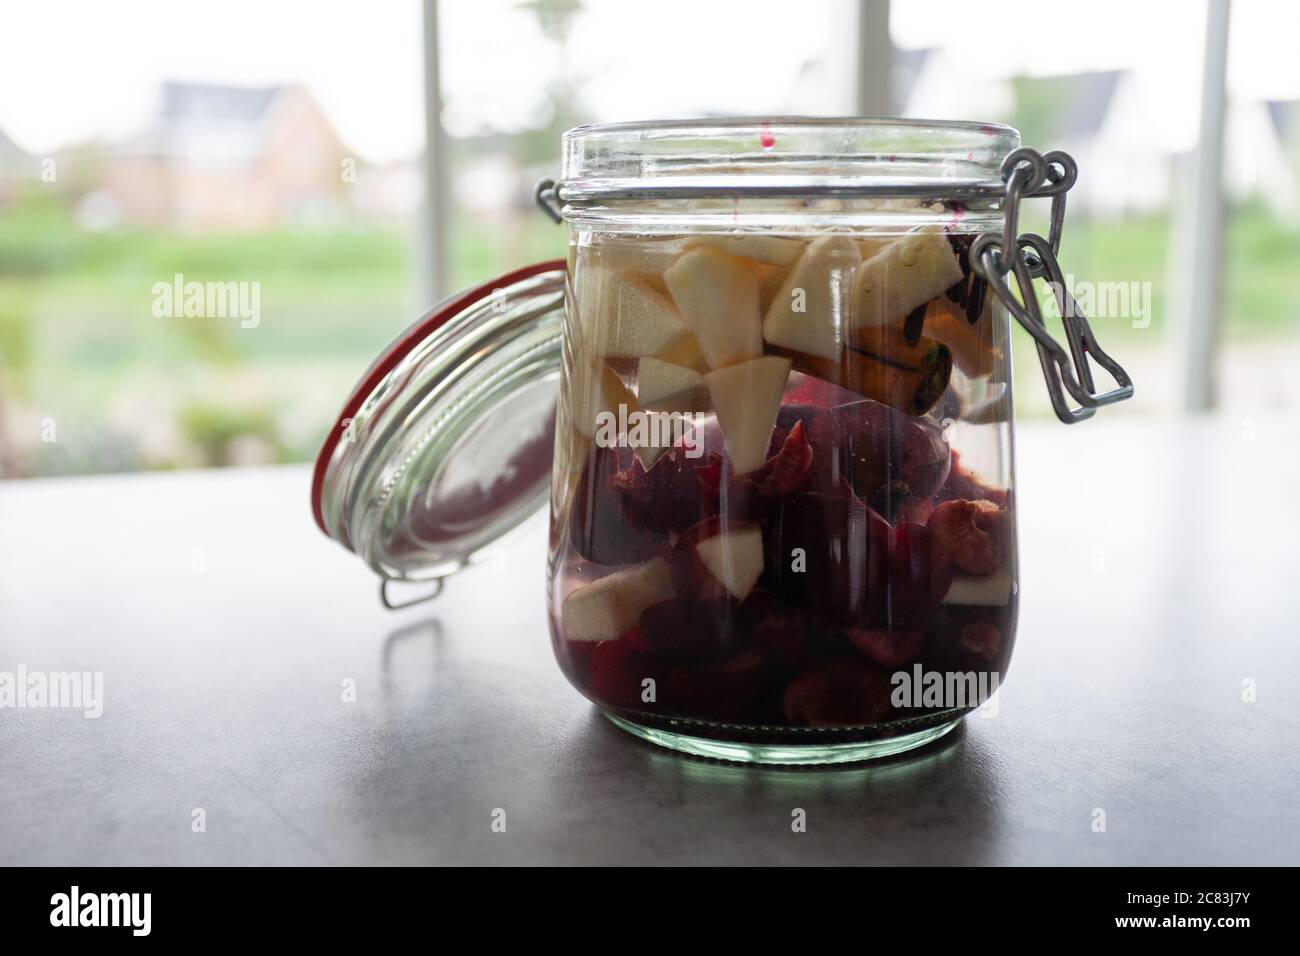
<box><xmin>1011</xmin><ymin>71</ymin><xmax>1299</xmax><ymax>222</ymax></box>
<box><xmin>894</xmin><ymin>48</ymin><xmax>1012</xmax><ymax>127</ymax></box>
<box><xmin>93</xmin><ymin>81</ymin><xmax>352</xmax><ymax>230</ymax></box>
<box><xmin>1229</xmin><ymin>98</ymin><xmax>1299</xmax><ymax>219</ymax></box>
<box><xmin>1266</xmin><ymin>100</ymin><xmax>1300</xmax><ymax>172</ymax></box>
<box><xmin>0</xmin><ymin>126</ymin><xmax>39</xmax><ymax>203</ymax></box>
<box><xmin>893</xmin><ymin>57</ymin><xmax>1300</xmax><ymax>224</ymax></box>
<box><xmin>1011</xmin><ymin>70</ymin><xmax>1170</xmax><ymax>220</ymax></box>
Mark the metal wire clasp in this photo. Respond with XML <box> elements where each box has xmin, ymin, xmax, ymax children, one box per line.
<box><xmin>971</xmin><ymin>147</ymin><xmax>1135</xmax><ymax>423</ymax></box>
<box><xmin>380</xmin><ymin>577</ymin><xmax>444</xmax><ymax>610</ymax></box>
<box><xmin>535</xmin><ymin>178</ymin><xmax>562</xmax><ymax>224</ymax></box>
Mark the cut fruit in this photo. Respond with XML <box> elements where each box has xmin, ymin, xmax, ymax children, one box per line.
<box><xmin>613</xmin><ymin>445</ymin><xmax>713</xmax><ymax>533</ymax></box>
<box><xmin>664</xmin><ymin>648</ymin><xmax>766</xmax><ymax>721</ymax></box>
<box><xmin>569</xmin><ymin>362</ymin><xmax>637</xmax><ymax>438</ymax></box>
<box><xmin>640</xmin><ymin>598</ymin><xmax>736</xmax><ymax>661</ymax></box>
<box><xmin>663</xmin><ymin>246</ymin><xmax>764</xmax><ymax>369</ymax></box>
<box><xmin>750</xmin><ymin>420</ymin><xmax>814</xmax><ymax>497</ymax></box>
<box><xmin>562</xmin><ymin>558</ymin><xmax>676</xmax><ymax>643</ymax></box>
<box><xmin>762</xmin><ymin>235</ymin><xmax>863</xmax><ymax>361</ymax></box>
<box><xmin>582</xmin><ymin>237</ymin><xmax>688</xmax><ymax>283</ymax></box>
<box><xmin>632</xmin><ymin>438</ymin><xmax>672</xmax><ymax>473</ymax></box>
<box><xmin>764</xmin><ymin>489</ymin><xmax>887</xmax><ymax>623</ymax></box>
<box><xmin>959</xmin><ymin>622</ymin><xmax>1001</xmax><ymax>660</ymax></box>
<box><xmin>928</xmin><ymin>497</ymin><xmax>1008</xmax><ymax>575</ymax></box>
<box><xmin>573</xmin><ymin>265</ymin><xmax>695</xmax><ymax>359</ymax></box>
<box><xmin>653</xmin><ymin>332</ymin><xmax>706</xmax><ymax>371</ymax></box>
<box><xmin>704</xmin><ymin>355</ymin><xmax>792</xmax><ymax>474</ymax></box>
<box><xmin>926</xmin><ymin>298</ymin><xmax>1000</xmax><ymax>379</ymax></box>
<box><xmin>631</xmin><ymin>358</ymin><xmax>709</xmax><ymax>470</ymax></box>
<box><xmin>687</xmin><ymin>234</ymin><xmax>807</xmax><ymax>267</ymax></box>
<box><xmin>758</xmin><ymin>263</ymin><xmax>788</xmax><ymax>315</ymax></box>
<box><xmin>637</xmin><ymin>358</ymin><xmax>709</xmax><ymax>414</ymax></box>
<box><xmin>694</xmin><ymin>525</ymin><xmax>764</xmax><ymax>601</ymax></box>
<box><xmin>856</xmin><ymin>237</ymin><xmax>888</xmax><ymax>260</ymax></box>
<box><xmin>846</xmin><ymin>627</ymin><xmax>925</xmax><ymax>668</ymax></box>
<box><xmin>569</xmin><ymin>446</ymin><xmax>665</xmax><ymax>565</ymax></box>
<box><xmin>942</xmin><ymin>563</ymin><xmax>1014</xmax><ymax>606</ymax></box>
<box><xmin>775</xmin><ymin>398</ymin><xmax>951</xmax><ymax>512</ymax></box>
<box><xmin>782</xmin><ymin>658</ymin><xmax>893</xmax><ymax>726</ymax></box>
<box><xmin>586</xmin><ymin>633</ymin><xmax>661</xmax><ymax>710</ymax></box>
<box><xmin>775</xmin><ymin>328</ymin><xmax>952</xmax><ymax>416</ymax></box>
<box><xmin>852</xmin><ymin>227</ymin><xmax>964</xmax><ymax>332</ymax></box>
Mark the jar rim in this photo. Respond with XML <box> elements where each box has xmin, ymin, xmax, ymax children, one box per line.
<box><xmin>563</xmin><ymin>115</ymin><xmax>1019</xmax><ymax>139</ymax></box>
<box><xmin>559</xmin><ymin>115</ymin><xmax>1021</xmax><ymax>207</ymax></box>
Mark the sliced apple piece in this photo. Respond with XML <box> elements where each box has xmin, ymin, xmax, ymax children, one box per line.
<box><xmin>653</xmin><ymin>330</ymin><xmax>706</xmax><ymax>371</ymax></box>
<box><xmin>941</xmin><ymin>563</ymin><xmax>1014</xmax><ymax>607</ymax></box>
<box><xmin>851</xmin><ymin>227</ymin><xmax>963</xmax><ymax>331</ymax></box>
<box><xmin>637</xmin><ymin>358</ymin><xmax>709</xmax><ymax>414</ymax></box>
<box><xmin>631</xmin><ymin>358</ymin><xmax>708</xmax><ymax>471</ymax></box>
<box><xmin>856</xmin><ymin>236</ymin><xmax>889</xmax><ymax>260</ymax></box>
<box><xmin>582</xmin><ymin>237</ymin><xmax>688</xmax><ymax>283</ymax></box>
<box><xmin>704</xmin><ymin>355</ymin><xmax>791</xmax><ymax>474</ymax></box>
<box><xmin>762</xmin><ymin>235</ymin><xmax>863</xmax><ymax>361</ymax></box>
<box><xmin>562</xmin><ymin>558</ymin><xmax>676</xmax><ymax>642</ymax></box>
<box><xmin>663</xmin><ymin>247</ymin><xmax>764</xmax><ymax>369</ymax></box>
<box><xmin>687</xmin><ymin>234</ymin><xmax>807</xmax><ymax>267</ymax></box>
<box><xmin>570</xmin><ymin>361</ymin><xmax>636</xmax><ymax>438</ymax></box>
<box><xmin>757</xmin><ymin>263</ymin><xmax>788</xmax><ymax>315</ymax></box>
<box><xmin>573</xmin><ymin>265</ymin><xmax>695</xmax><ymax>359</ymax></box>
<box><xmin>694</xmin><ymin>525</ymin><xmax>764</xmax><ymax>601</ymax></box>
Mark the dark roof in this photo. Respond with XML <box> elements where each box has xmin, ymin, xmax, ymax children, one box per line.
<box><xmin>1014</xmin><ymin>70</ymin><xmax>1125</xmax><ymax>143</ymax></box>
<box><xmin>1265</xmin><ymin>100</ymin><xmax>1300</xmax><ymax>140</ymax></box>
<box><xmin>159</xmin><ymin>82</ymin><xmax>284</xmax><ymax>124</ymax></box>
<box><xmin>1059</xmin><ymin>71</ymin><xmax>1122</xmax><ymax>140</ymax></box>
<box><xmin>893</xmin><ymin>48</ymin><xmax>933</xmax><ymax>113</ymax></box>
<box><xmin>0</xmin><ymin>126</ymin><xmax>29</xmax><ymax>158</ymax></box>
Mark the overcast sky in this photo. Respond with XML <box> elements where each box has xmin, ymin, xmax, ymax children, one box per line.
<box><xmin>1</xmin><ymin>0</ymin><xmax>1296</xmax><ymax>162</ymax></box>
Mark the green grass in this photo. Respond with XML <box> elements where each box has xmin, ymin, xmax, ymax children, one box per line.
<box><xmin>0</xmin><ymin>191</ymin><xmax>568</xmax><ymax>474</ymax></box>
<box><xmin>0</xmin><ymin>189</ymin><xmax>1293</xmax><ymax>476</ymax></box>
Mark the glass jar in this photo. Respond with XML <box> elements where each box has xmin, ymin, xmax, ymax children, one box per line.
<box><xmin>313</xmin><ymin>117</ymin><xmax>1132</xmax><ymax>765</ymax></box>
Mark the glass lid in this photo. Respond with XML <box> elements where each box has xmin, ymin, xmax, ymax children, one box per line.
<box><xmin>312</xmin><ymin>260</ymin><xmax>567</xmax><ymax>583</ymax></box>
<box><xmin>559</xmin><ymin>116</ymin><xmax>1022</xmax><ymax>200</ymax></box>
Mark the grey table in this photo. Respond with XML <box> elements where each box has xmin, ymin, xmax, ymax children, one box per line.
<box><xmin>2</xmin><ymin>417</ymin><xmax>1297</xmax><ymax>866</ymax></box>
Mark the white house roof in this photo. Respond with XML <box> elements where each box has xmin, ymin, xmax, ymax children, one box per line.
<box><xmin>139</xmin><ymin>81</ymin><xmax>291</xmax><ymax>164</ymax></box>
<box><xmin>159</xmin><ymin>82</ymin><xmax>283</xmax><ymax>125</ymax></box>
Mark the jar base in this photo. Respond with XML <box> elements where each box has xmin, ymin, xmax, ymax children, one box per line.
<box><xmin>602</xmin><ymin>711</ymin><xmax>964</xmax><ymax>766</ymax></box>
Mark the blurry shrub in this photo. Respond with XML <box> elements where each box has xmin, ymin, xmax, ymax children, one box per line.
<box><xmin>178</xmin><ymin>399</ymin><xmax>283</xmax><ymax>467</ymax></box>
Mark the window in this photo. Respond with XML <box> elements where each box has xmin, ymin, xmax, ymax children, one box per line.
<box><xmin>2</xmin><ymin>0</ymin><xmax>1296</xmax><ymax>478</ymax></box>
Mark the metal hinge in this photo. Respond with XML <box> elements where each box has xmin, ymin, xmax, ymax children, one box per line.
<box><xmin>971</xmin><ymin>147</ymin><xmax>1135</xmax><ymax>423</ymax></box>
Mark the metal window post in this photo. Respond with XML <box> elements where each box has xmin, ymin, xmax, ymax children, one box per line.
<box><xmin>1177</xmin><ymin>0</ymin><xmax>1232</xmax><ymax>411</ymax></box>
<box><xmin>421</xmin><ymin>0</ymin><xmax>450</xmax><ymax>304</ymax></box>
<box><xmin>855</xmin><ymin>0</ymin><xmax>893</xmax><ymax>116</ymax></box>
